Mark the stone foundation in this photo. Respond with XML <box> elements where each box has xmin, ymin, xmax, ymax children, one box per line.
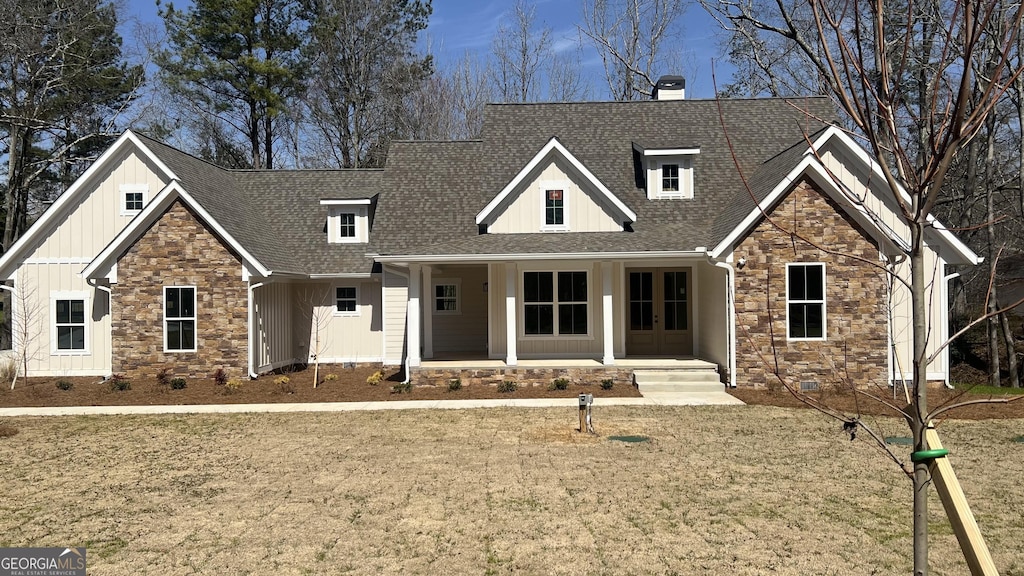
<box><xmin>413</xmin><ymin>367</ymin><xmax>636</xmax><ymax>388</ymax></box>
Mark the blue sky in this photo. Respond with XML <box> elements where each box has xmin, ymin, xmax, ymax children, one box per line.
<box><xmin>123</xmin><ymin>0</ymin><xmax>733</xmax><ymax>99</ymax></box>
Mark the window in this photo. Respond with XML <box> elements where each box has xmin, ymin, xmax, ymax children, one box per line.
<box><xmin>120</xmin><ymin>184</ymin><xmax>148</xmax><ymax>215</ymax></box>
<box><xmin>55</xmin><ymin>299</ymin><xmax>86</xmax><ymax>351</ymax></box>
<box><xmin>335</xmin><ymin>286</ymin><xmax>358</xmax><ymax>315</ymax></box>
<box><xmin>545</xmin><ymin>190</ymin><xmax>564</xmax><ymax>226</ymax></box>
<box><xmin>787</xmin><ymin>264</ymin><xmax>825</xmax><ymax>340</ymax></box>
<box><xmin>661</xmin><ymin>164</ymin><xmax>680</xmax><ymax>192</ymax></box>
<box><xmin>339</xmin><ymin>213</ymin><xmax>356</xmax><ymax>238</ymax></box>
<box><xmin>523</xmin><ymin>271</ymin><xmax>588</xmax><ymax>336</ymax></box>
<box><xmin>434</xmin><ymin>281</ymin><xmax>459</xmax><ymax>314</ymax></box>
<box><xmin>164</xmin><ymin>287</ymin><xmax>196</xmax><ymax>352</ymax></box>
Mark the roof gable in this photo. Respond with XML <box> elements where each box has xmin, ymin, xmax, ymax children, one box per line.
<box><xmin>476</xmin><ymin>137</ymin><xmax>637</xmax><ymax>226</ymax></box>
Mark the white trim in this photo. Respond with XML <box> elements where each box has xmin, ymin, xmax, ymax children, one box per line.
<box><xmin>539</xmin><ymin>180</ymin><xmax>571</xmax><ymax>232</ymax></box>
<box><xmin>432</xmin><ymin>278</ymin><xmax>462</xmax><ymax>315</ymax></box>
<box><xmin>50</xmin><ymin>291</ymin><xmax>90</xmax><ymax>355</ymax></box>
<box><xmin>785</xmin><ymin>263</ymin><xmax>827</xmax><ymax>341</ymax></box>
<box><xmin>0</xmin><ymin>130</ymin><xmax>176</xmax><ymax>279</ymax></box>
<box><xmin>319</xmin><ymin>198</ymin><xmax>372</xmax><ymax>206</ymax></box>
<box><xmin>519</xmin><ymin>268</ymin><xmax>593</xmax><ymax>340</ymax></box>
<box><xmin>374</xmin><ymin>250</ymin><xmax>707</xmax><ymax>264</ymax></box>
<box><xmin>422</xmin><ymin>266</ymin><xmax>433</xmax><ymax>358</ymax></box>
<box><xmin>328</xmin><ymin>205</ymin><xmax>369</xmax><ymax>244</ymax></box>
<box><xmin>505</xmin><ymin>263</ymin><xmax>517</xmax><ymax>365</ymax></box>
<box><xmin>163</xmin><ymin>285</ymin><xmax>197</xmax><ymax>353</ymax></box>
<box><xmin>476</xmin><ymin>137</ymin><xmax>637</xmax><ymax>225</ymax></box>
<box><xmin>119</xmin><ymin>183</ymin><xmax>150</xmax><ymax>216</ymax></box>
<box><xmin>83</xmin><ymin>181</ymin><xmax>272</xmax><ymax>280</ymax></box>
<box><xmin>632</xmin><ymin>144</ymin><xmax>702</xmax><ymax>156</ymax></box>
<box><xmin>23</xmin><ymin>257</ymin><xmax>93</xmax><ymax>265</ymax></box>
<box><xmin>333</xmin><ymin>284</ymin><xmax>360</xmax><ymax>317</ymax></box>
<box><xmin>311</xmin><ymin>356</ymin><xmax>386</xmax><ymax>364</ymax></box>
<box><xmin>407</xmin><ymin>264</ymin><xmax>422</xmax><ymax>367</ymax></box>
<box><xmin>601</xmin><ymin>262</ymin><xmax>614</xmax><ymax>365</ymax></box>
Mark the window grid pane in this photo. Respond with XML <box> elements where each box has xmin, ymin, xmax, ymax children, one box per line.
<box><xmin>55</xmin><ymin>299</ymin><xmax>86</xmax><ymax>350</ymax></box>
<box><xmin>125</xmin><ymin>192</ymin><xmax>143</xmax><ymax>211</ymax></box>
<box><xmin>165</xmin><ymin>287</ymin><xmax>197</xmax><ymax>351</ymax></box>
<box><xmin>787</xmin><ymin>264</ymin><xmax>824</xmax><ymax>339</ymax></box>
<box><xmin>339</xmin><ymin>213</ymin><xmax>356</xmax><ymax>237</ymax></box>
<box><xmin>545</xmin><ymin>190</ymin><xmax>564</xmax><ymax>226</ymax></box>
<box><xmin>435</xmin><ymin>284</ymin><xmax>458</xmax><ymax>312</ymax></box>
<box><xmin>336</xmin><ymin>286</ymin><xmax>357</xmax><ymax>312</ymax></box>
<box><xmin>662</xmin><ymin>164</ymin><xmax>680</xmax><ymax>192</ymax></box>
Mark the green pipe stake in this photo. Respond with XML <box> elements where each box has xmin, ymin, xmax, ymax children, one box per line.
<box><xmin>910</xmin><ymin>448</ymin><xmax>949</xmax><ymax>462</ymax></box>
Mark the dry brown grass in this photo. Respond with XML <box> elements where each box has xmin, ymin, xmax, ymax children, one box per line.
<box><xmin>1</xmin><ymin>406</ymin><xmax>1022</xmax><ymax>575</ymax></box>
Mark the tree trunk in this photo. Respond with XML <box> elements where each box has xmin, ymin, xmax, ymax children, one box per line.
<box><xmin>1000</xmin><ymin>312</ymin><xmax>1019</xmax><ymax>387</ymax></box>
<box><xmin>984</xmin><ymin>119</ymin><xmax>1001</xmax><ymax>388</ymax></box>
<box><xmin>3</xmin><ymin>124</ymin><xmax>28</xmax><ymax>252</ymax></box>
<box><xmin>910</xmin><ymin>220</ymin><xmax>930</xmax><ymax>576</ymax></box>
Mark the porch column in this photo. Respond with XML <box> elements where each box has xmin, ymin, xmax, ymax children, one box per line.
<box><xmin>422</xmin><ymin>265</ymin><xmax>433</xmax><ymax>359</ymax></box>
<box><xmin>602</xmin><ymin>261</ymin><xmax>615</xmax><ymax>365</ymax></box>
<box><xmin>505</xmin><ymin>263</ymin><xmax>517</xmax><ymax>366</ymax></box>
<box><xmin>407</xmin><ymin>263</ymin><xmax>422</xmax><ymax>367</ymax></box>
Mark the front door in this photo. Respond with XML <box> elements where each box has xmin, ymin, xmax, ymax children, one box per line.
<box><xmin>626</xmin><ymin>268</ymin><xmax>693</xmax><ymax>356</ymax></box>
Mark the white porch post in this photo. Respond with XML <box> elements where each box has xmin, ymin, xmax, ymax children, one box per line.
<box><xmin>422</xmin><ymin>265</ymin><xmax>433</xmax><ymax>359</ymax></box>
<box><xmin>505</xmin><ymin>263</ymin><xmax>518</xmax><ymax>366</ymax></box>
<box><xmin>602</xmin><ymin>261</ymin><xmax>615</xmax><ymax>365</ymax></box>
<box><xmin>407</xmin><ymin>263</ymin><xmax>422</xmax><ymax>367</ymax></box>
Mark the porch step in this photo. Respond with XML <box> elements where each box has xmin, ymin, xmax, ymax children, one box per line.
<box><xmin>633</xmin><ymin>368</ymin><xmax>724</xmax><ymax>394</ymax></box>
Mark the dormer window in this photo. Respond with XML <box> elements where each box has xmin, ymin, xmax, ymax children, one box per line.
<box><xmin>633</xmin><ymin>144</ymin><xmax>699</xmax><ymax>200</ymax></box>
<box><xmin>545</xmin><ymin>190</ymin><xmax>564</xmax><ymax>226</ymax></box>
<box><xmin>120</xmin><ymin>184</ymin><xmax>149</xmax><ymax>216</ymax></box>
<box><xmin>539</xmin><ymin>181</ymin><xmax>570</xmax><ymax>232</ymax></box>
<box><xmin>321</xmin><ymin>198</ymin><xmax>371</xmax><ymax>243</ymax></box>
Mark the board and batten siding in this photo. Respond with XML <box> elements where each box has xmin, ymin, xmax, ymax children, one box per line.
<box><xmin>695</xmin><ymin>260</ymin><xmax>728</xmax><ymax>374</ymax></box>
<box><xmin>819</xmin><ymin>143</ymin><xmax>949</xmax><ymax>380</ymax></box>
<box><xmin>12</xmin><ymin>145</ymin><xmax>168</xmax><ymax>376</ymax></box>
<box><xmin>253</xmin><ymin>282</ymin><xmax>295</xmax><ymax>372</ymax></box>
<box><xmin>430</xmin><ymin>265</ymin><xmax>488</xmax><ymax>355</ymax></box>
<box><xmin>383</xmin><ymin>268</ymin><xmax>408</xmax><ymax>364</ymax></box>
<box><xmin>488</xmin><ymin>159</ymin><xmax>622</xmax><ymax>233</ymax></box>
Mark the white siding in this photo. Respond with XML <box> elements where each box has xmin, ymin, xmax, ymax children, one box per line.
<box><xmin>488</xmin><ymin>159</ymin><xmax>623</xmax><ymax>233</ymax></box>
<box><xmin>383</xmin><ymin>268</ymin><xmax>408</xmax><ymax>364</ymax></box>
<box><xmin>290</xmin><ymin>281</ymin><xmax>383</xmax><ymax>364</ymax></box>
<box><xmin>696</xmin><ymin>260</ymin><xmax>728</xmax><ymax>371</ymax></box>
<box><xmin>253</xmin><ymin>282</ymin><xmax>295</xmax><ymax>371</ymax></box>
<box><xmin>430</xmin><ymin>265</ymin><xmax>488</xmax><ymax>355</ymax></box>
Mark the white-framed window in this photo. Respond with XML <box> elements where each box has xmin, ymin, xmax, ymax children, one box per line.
<box><xmin>539</xmin><ymin>181</ymin><xmax>570</xmax><ymax>232</ymax></box>
<box><xmin>433</xmin><ymin>279</ymin><xmax>460</xmax><ymax>315</ymax></box>
<box><xmin>786</xmin><ymin>263</ymin><xmax>826</xmax><ymax>340</ymax></box>
<box><xmin>52</xmin><ymin>292</ymin><xmax>88</xmax><ymax>353</ymax></box>
<box><xmin>120</xmin><ymin>184</ymin><xmax>149</xmax><ymax>216</ymax></box>
<box><xmin>164</xmin><ymin>286</ymin><xmax>196</xmax><ymax>352</ymax></box>
<box><xmin>334</xmin><ymin>286</ymin><xmax>359</xmax><ymax>316</ymax></box>
<box><xmin>338</xmin><ymin>213</ymin><xmax>356</xmax><ymax>238</ymax></box>
<box><xmin>522</xmin><ymin>270</ymin><xmax>589</xmax><ymax>336</ymax></box>
<box><xmin>654</xmin><ymin>158</ymin><xmax>693</xmax><ymax>199</ymax></box>
<box><xmin>661</xmin><ymin>163</ymin><xmax>680</xmax><ymax>193</ymax></box>
<box><xmin>322</xmin><ymin>200</ymin><xmax>371</xmax><ymax>243</ymax></box>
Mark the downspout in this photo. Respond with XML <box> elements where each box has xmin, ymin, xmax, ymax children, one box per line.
<box><xmin>942</xmin><ymin>271</ymin><xmax>961</xmax><ymax>389</ymax></box>
<box><xmin>710</xmin><ymin>258</ymin><xmax>737</xmax><ymax>388</ymax></box>
<box><xmin>248</xmin><ymin>281</ymin><xmax>265</xmax><ymax>379</ymax></box>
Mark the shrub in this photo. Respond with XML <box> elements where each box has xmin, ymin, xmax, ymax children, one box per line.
<box><xmin>169</xmin><ymin>378</ymin><xmax>187</xmax><ymax>390</ymax></box>
<box><xmin>551</xmin><ymin>377</ymin><xmax>570</xmax><ymax>391</ymax></box>
<box><xmin>498</xmin><ymin>380</ymin><xmax>517</xmax><ymax>393</ymax></box>
<box><xmin>156</xmin><ymin>367</ymin><xmax>172</xmax><ymax>386</ymax></box>
<box><xmin>0</xmin><ymin>424</ymin><xmax>18</xmax><ymax>438</ymax></box>
<box><xmin>108</xmin><ymin>373</ymin><xmax>131</xmax><ymax>392</ymax></box>
<box><xmin>224</xmin><ymin>379</ymin><xmax>244</xmax><ymax>394</ymax></box>
<box><xmin>0</xmin><ymin>357</ymin><xmax>18</xmax><ymax>383</ymax></box>
<box><xmin>324</xmin><ymin>373</ymin><xmax>338</xmax><ymax>382</ymax></box>
<box><xmin>366</xmin><ymin>370</ymin><xmax>384</xmax><ymax>385</ymax></box>
<box><xmin>55</xmin><ymin>379</ymin><xmax>74</xmax><ymax>391</ymax></box>
<box><xmin>447</xmin><ymin>378</ymin><xmax>463</xmax><ymax>392</ymax></box>
<box><xmin>600</xmin><ymin>379</ymin><xmax>614</xmax><ymax>390</ymax></box>
<box><xmin>391</xmin><ymin>381</ymin><xmax>412</xmax><ymax>394</ymax></box>
<box><xmin>274</xmin><ymin>375</ymin><xmax>294</xmax><ymax>394</ymax></box>
<box><xmin>211</xmin><ymin>368</ymin><xmax>228</xmax><ymax>387</ymax></box>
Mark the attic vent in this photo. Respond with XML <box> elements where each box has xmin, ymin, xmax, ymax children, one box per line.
<box><xmin>799</xmin><ymin>380</ymin><xmax>819</xmax><ymax>392</ymax></box>
<box><xmin>653</xmin><ymin>75</ymin><xmax>685</xmax><ymax>100</ymax></box>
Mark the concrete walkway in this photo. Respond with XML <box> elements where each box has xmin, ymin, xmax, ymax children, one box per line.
<box><xmin>0</xmin><ymin>391</ymin><xmax>743</xmax><ymax>417</ymax></box>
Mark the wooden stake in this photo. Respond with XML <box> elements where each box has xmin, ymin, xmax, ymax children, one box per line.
<box><xmin>925</xmin><ymin>426</ymin><xmax>999</xmax><ymax>576</ymax></box>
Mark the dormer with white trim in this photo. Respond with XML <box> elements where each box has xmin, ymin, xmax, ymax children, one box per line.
<box><xmin>321</xmin><ymin>198</ymin><xmax>371</xmax><ymax>243</ymax></box>
<box><xmin>633</xmin><ymin>143</ymin><xmax>700</xmax><ymax>200</ymax></box>
<box><xmin>477</xmin><ymin>137</ymin><xmax>637</xmax><ymax>234</ymax></box>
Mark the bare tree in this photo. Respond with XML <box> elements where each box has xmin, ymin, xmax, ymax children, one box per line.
<box><xmin>1</xmin><ymin>280</ymin><xmax>41</xmax><ymax>389</ymax></box>
<box><xmin>579</xmin><ymin>0</ymin><xmax>687</xmax><ymax>100</ymax></box>
<box><xmin>705</xmin><ymin>0</ymin><xmax>1024</xmax><ymax>572</ymax></box>
<box><xmin>491</xmin><ymin>0</ymin><xmax>552</xmax><ymax>103</ymax></box>
<box><xmin>297</xmin><ymin>285</ymin><xmax>332</xmax><ymax>388</ymax></box>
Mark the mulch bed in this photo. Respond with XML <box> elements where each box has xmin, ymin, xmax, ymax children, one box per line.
<box><xmin>0</xmin><ymin>364</ymin><xmax>641</xmax><ymax>408</ymax></box>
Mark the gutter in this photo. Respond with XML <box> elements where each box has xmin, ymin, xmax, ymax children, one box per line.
<box><xmin>247</xmin><ymin>281</ymin><xmax>266</xmax><ymax>379</ymax></box>
<box><xmin>374</xmin><ymin>250</ymin><xmax>708</xmax><ymax>264</ymax></box>
<box><xmin>709</xmin><ymin>257</ymin><xmax>738</xmax><ymax>388</ymax></box>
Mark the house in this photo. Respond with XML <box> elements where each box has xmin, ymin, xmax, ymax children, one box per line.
<box><xmin>0</xmin><ymin>79</ymin><xmax>981</xmax><ymax>389</ymax></box>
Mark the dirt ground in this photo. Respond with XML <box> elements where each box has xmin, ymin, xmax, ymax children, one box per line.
<box><xmin>0</xmin><ymin>364</ymin><xmax>641</xmax><ymax>407</ymax></box>
<box><xmin>0</xmin><ymin>406</ymin><xmax>1021</xmax><ymax>575</ymax></box>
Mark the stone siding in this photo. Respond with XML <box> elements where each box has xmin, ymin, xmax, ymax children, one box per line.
<box><xmin>111</xmin><ymin>200</ymin><xmax>248</xmax><ymax>379</ymax></box>
<box><xmin>413</xmin><ymin>366</ymin><xmax>635</xmax><ymax>388</ymax></box>
<box><xmin>734</xmin><ymin>178</ymin><xmax>888</xmax><ymax>389</ymax></box>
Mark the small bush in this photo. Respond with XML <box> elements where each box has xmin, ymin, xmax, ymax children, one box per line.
<box><xmin>391</xmin><ymin>381</ymin><xmax>412</xmax><ymax>394</ymax></box>
<box><xmin>156</xmin><ymin>367</ymin><xmax>172</xmax><ymax>386</ymax></box>
<box><xmin>212</xmin><ymin>368</ymin><xmax>228</xmax><ymax>387</ymax></box>
<box><xmin>169</xmin><ymin>378</ymin><xmax>187</xmax><ymax>390</ymax></box>
<box><xmin>324</xmin><ymin>373</ymin><xmax>339</xmax><ymax>382</ymax></box>
<box><xmin>0</xmin><ymin>357</ymin><xmax>18</xmax><ymax>383</ymax></box>
<box><xmin>600</xmin><ymin>379</ymin><xmax>614</xmax><ymax>390</ymax></box>
<box><xmin>498</xmin><ymin>380</ymin><xmax>518</xmax><ymax>393</ymax></box>
<box><xmin>108</xmin><ymin>373</ymin><xmax>131</xmax><ymax>392</ymax></box>
<box><xmin>274</xmin><ymin>375</ymin><xmax>294</xmax><ymax>394</ymax></box>
<box><xmin>366</xmin><ymin>370</ymin><xmax>384</xmax><ymax>385</ymax></box>
<box><xmin>551</xmin><ymin>377</ymin><xmax>570</xmax><ymax>391</ymax></box>
<box><xmin>224</xmin><ymin>379</ymin><xmax>243</xmax><ymax>394</ymax></box>
<box><xmin>447</xmin><ymin>378</ymin><xmax>463</xmax><ymax>392</ymax></box>
<box><xmin>55</xmin><ymin>379</ymin><xmax>74</xmax><ymax>391</ymax></box>
<box><xmin>0</xmin><ymin>424</ymin><xmax>18</xmax><ymax>438</ymax></box>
